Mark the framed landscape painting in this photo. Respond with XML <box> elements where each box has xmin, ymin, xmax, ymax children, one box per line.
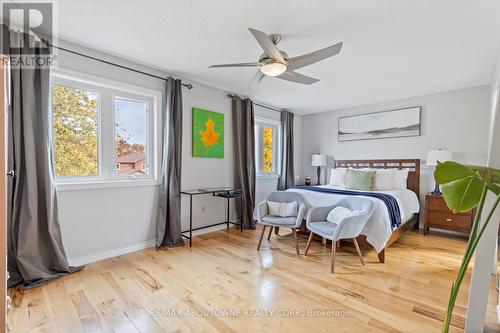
<box><xmin>338</xmin><ymin>106</ymin><xmax>421</xmax><ymax>142</ymax></box>
<box><xmin>192</xmin><ymin>107</ymin><xmax>224</xmax><ymax>158</ymax></box>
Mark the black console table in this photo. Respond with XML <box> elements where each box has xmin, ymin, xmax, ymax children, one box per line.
<box><xmin>180</xmin><ymin>187</ymin><xmax>243</xmax><ymax>246</ymax></box>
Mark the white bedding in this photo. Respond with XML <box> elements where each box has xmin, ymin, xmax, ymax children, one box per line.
<box><xmin>287</xmin><ymin>185</ymin><xmax>420</xmax><ymax>253</ymax></box>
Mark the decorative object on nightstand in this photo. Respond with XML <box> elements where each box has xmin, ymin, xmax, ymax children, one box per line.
<box><xmin>311</xmin><ymin>154</ymin><xmax>327</xmax><ymax>185</ymax></box>
<box><xmin>426</xmin><ymin>149</ymin><xmax>452</xmax><ymax>195</ymax></box>
<box><xmin>304</xmin><ymin>177</ymin><xmax>311</xmax><ymax>186</ymax></box>
<box><xmin>424</xmin><ymin>193</ymin><xmax>475</xmax><ymax>235</ymax></box>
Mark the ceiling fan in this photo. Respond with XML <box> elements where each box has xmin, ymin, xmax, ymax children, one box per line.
<box><xmin>209</xmin><ymin>28</ymin><xmax>343</xmax><ymax>87</ymax></box>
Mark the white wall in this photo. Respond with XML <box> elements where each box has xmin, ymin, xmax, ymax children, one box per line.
<box><xmin>487</xmin><ymin>57</ymin><xmax>500</xmax><ymax>169</ymax></box>
<box><xmin>180</xmin><ymin>82</ymin><xmax>235</xmax><ymax>234</ymax></box>
<box><xmin>300</xmin><ymin>85</ymin><xmax>491</xmax><ymax>222</ymax></box>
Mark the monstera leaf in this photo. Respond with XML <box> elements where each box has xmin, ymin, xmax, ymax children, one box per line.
<box><xmin>434</xmin><ymin>161</ymin><xmax>493</xmax><ymax>213</ymax></box>
<box><xmin>461</xmin><ymin>164</ymin><xmax>500</xmax><ymax>195</ymax></box>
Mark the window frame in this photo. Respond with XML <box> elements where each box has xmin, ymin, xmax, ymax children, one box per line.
<box><xmin>50</xmin><ymin>69</ymin><xmax>162</xmax><ymax>190</ymax></box>
<box><xmin>254</xmin><ymin>117</ymin><xmax>281</xmax><ymax>178</ymax></box>
<box><xmin>112</xmin><ymin>93</ymin><xmax>154</xmax><ymax>181</ymax></box>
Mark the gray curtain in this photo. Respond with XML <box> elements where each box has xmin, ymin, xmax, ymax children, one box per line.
<box><xmin>278</xmin><ymin>111</ymin><xmax>295</xmax><ymax>190</ymax></box>
<box><xmin>156</xmin><ymin>78</ymin><xmax>184</xmax><ymax>247</ymax></box>
<box><xmin>2</xmin><ymin>26</ymin><xmax>79</xmax><ymax>289</ymax></box>
<box><xmin>232</xmin><ymin>97</ymin><xmax>256</xmax><ymax>229</ymax></box>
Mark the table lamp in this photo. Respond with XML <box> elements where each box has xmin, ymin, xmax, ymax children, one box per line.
<box><xmin>426</xmin><ymin>149</ymin><xmax>453</xmax><ymax>195</ymax></box>
<box><xmin>311</xmin><ymin>154</ymin><xmax>327</xmax><ymax>185</ymax></box>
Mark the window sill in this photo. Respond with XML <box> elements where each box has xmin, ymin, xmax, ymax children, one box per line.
<box><xmin>56</xmin><ymin>179</ymin><xmax>159</xmax><ymax>192</ymax></box>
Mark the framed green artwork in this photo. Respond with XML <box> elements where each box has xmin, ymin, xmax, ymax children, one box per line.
<box><xmin>192</xmin><ymin>107</ymin><xmax>224</xmax><ymax>158</ymax></box>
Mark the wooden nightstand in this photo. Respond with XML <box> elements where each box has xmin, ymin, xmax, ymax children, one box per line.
<box><xmin>424</xmin><ymin>194</ymin><xmax>475</xmax><ymax>235</ymax></box>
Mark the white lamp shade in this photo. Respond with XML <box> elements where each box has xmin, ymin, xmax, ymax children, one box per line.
<box><xmin>311</xmin><ymin>154</ymin><xmax>327</xmax><ymax>167</ymax></box>
<box><xmin>260</xmin><ymin>61</ymin><xmax>287</xmax><ymax>77</ymax></box>
<box><xmin>426</xmin><ymin>149</ymin><xmax>453</xmax><ymax>166</ymax></box>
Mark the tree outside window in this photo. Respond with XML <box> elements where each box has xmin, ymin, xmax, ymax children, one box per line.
<box><xmin>52</xmin><ymin>84</ymin><xmax>98</xmax><ymax>177</ymax></box>
<box><xmin>262</xmin><ymin>127</ymin><xmax>273</xmax><ymax>173</ymax></box>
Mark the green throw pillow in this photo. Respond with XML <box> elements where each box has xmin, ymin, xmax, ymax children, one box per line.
<box><xmin>347</xmin><ymin>169</ymin><xmax>376</xmax><ymax>191</ymax></box>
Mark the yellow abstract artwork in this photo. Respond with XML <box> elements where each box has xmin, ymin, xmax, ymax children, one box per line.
<box><xmin>192</xmin><ymin>108</ymin><xmax>224</xmax><ymax>158</ymax></box>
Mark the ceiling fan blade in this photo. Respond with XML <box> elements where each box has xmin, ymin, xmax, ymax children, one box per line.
<box><xmin>249</xmin><ymin>70</ymin><xmax>265</xmax><ymax>88</ymax></box>
<box><xmin>288</xmin><ymin>42</ymin><xmax>343</xmax><ymax>70</ymax></box>
<box><xmin>276</xmin><ymin>71</ymin><xmax>319</xmax><ymax>85</ymax></box>
<box><xmin>248</xmin><ymin>28</ymin><xmax>285</xmax><ymax>63</ymax></box>
<box><xmin>209</xmin><ymin>62</ymin><xmax>260</xmax><ymax>68</ymax></box>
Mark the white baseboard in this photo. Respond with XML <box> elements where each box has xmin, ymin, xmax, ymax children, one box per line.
<box><xmin>68</xmin><ymin>239</ymin><xmax>156</xmax><ymax>267</ymax></box>
<box><xmin>67</xmin><ymin>224</ymin><xmax>231</xmax><ymax>267</ymax></box>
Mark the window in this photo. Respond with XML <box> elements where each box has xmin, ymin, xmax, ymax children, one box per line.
<box><xmin>51</xmin><ymin>71</ymin><xmax>160</xmax><ymax>186</ymax></box>
<box><xmin>114</xmin><ymin>97</ymin><xmax>149</xmax><ymax>177</ymax></box>
<box><xmin>255</xmin><ymin>118</ymin><xmax>280</xmax><ymax>176</ymax></box>
<box><xmin>52</xmin><ymin>84</ymin><xmax>99</xmax><ymax>177</ymax></box>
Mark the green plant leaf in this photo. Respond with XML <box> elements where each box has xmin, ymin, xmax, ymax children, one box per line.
<box><xmin>446</xmin><ymin>164</ymin><xmax>500</xmax><ymax>185</ymax></box>
<box><xmin>434</xmin><ymin>161</ymin><xmax>479</xmax><ymax>185</ymax></box>
<box><xmin>440</xmin><ymin>177</ymin><xmax>484</xmax><ymax>212</ymax></box>
<box><xmin>435</xmin><ymin>161</ymin><xmax>485</xmax><ymax>213</ymax></box>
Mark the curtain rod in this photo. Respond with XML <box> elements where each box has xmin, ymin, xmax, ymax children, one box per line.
<box><xmin>227</xmin><ymin>94</ymin><xmax>282</xmax><ymax>113</ymax></box>
<box><xmin>45</xmin><ymin>41</ymin><xmax>193</xmax><ymax>89</ymax></box>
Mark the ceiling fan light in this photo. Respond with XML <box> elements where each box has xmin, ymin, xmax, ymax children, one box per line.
<box><xmin>260</xmin><ymin>61</ymin><xmax>287</xmax><ymax>77</ymax></box>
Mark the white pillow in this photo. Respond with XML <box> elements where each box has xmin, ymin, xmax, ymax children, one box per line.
<box><xmin>394</xmin><ymin>169</ymin><xmax>409</xmax><ymax>189</ymax></box>
<box><xmin>267</xmin><ymin>201</ymin><xmax>298</xmax><ymax>217</ymax></box>
<box><xmin>373</xmin><ymin>169</ymin><xmax>396</xmax><ymax>190</ymax></box>
<box><xmin>328</xmin><ymin>168</ymin><xmax>347</xmax><ymax>187</ymax></box>
<box><xmin>326</xmin><ymin>206</ymin><xmax>361</xmax><ymax>224</ymax></box>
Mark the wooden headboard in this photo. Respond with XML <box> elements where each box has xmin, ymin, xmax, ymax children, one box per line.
<box><xmin>334</xmin><ymin>159</ymin><xmax>420</xmax><ymax>199</ymax></box>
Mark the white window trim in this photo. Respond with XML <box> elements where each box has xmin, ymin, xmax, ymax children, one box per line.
<box><xmin>55</xmin><ymin>179</ymin><xmax>159</xmax><ymax>192</ymax></box>
<box><xmin>50</xmin><ymin>68</ymin><xmax>162</xmax><ymax>190</ymax></box>
<box><xmin>255</xmin><ymin>116</ymin><xmax>281</xmax><ymax>178</ymax></box>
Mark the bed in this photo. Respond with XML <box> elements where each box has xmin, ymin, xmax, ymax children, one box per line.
<box><xmin>289</xmin><ymin>159</ymin><xmax>421</xmax><ymax>263</ymax></box>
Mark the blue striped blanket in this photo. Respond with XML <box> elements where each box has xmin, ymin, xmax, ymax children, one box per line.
<box><xmin>294</xmin><ymin>186</ymin><xmax>402</xmax><ymax>228</ymax></box>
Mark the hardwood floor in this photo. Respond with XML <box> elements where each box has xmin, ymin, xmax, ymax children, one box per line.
<box><xmin>8</xmin><ymin>227</ymin><xmax>500</xmax><ymax>332</ymax></box>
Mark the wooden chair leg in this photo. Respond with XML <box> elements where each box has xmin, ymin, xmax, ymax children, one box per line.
<box><xmin>293</xmin><ymin>228</ymin><xmax>300</xmax><ymax>255</ymax></box>
<box><xmin>257</xmin><ymin>226</ymin><xmax>267</xmax><ymax>250</ymax></box>
<box><xmin>331</xmin><ymin>240</ymin><xmax>336</xmax><ymax>273</ymax></box>
<box><xmin>267</xmin><ymin>226</ymin><xmax>274</xmax><ymax>240</ymax></box>
<box><xmin>353</xmin><ymin>238</ymin><xmax>365</xmax><ymax>265</ymax></box>
<box><xmin>304</xmin><ymin>232</ymin><xmax>314</xmax><ymax>256</ymax></box>
<box><xmin>274</xmin><ymin>227</ymin><xmax>279</xmax><ymax>235</ymax></box>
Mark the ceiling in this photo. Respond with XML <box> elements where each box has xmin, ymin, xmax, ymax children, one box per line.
<box><xmin>56</xmin><ymin>0</ymin><xmax>500</xmax><ymax>114</ymax></box>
